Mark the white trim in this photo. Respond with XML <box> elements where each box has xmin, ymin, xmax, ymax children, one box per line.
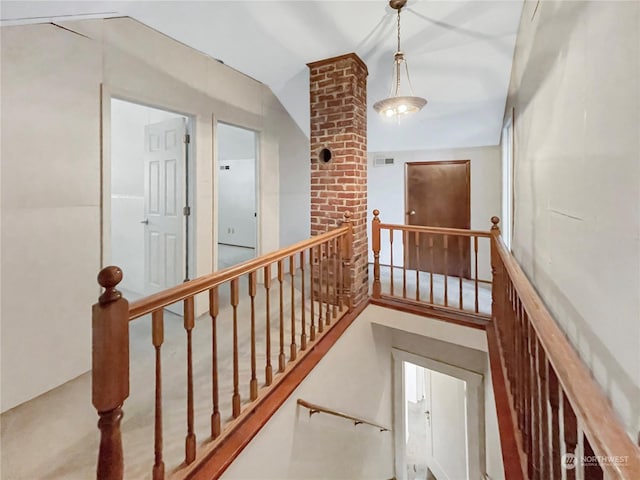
<box><xmin>392</xmin><ymin>348</ymin><xmax>485</xmax><ymax>480</ymax></box>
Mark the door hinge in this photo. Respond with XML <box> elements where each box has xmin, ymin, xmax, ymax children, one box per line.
<box><xmin>184</xmin><ymin>133</ymin><xmax>191</xmax><ymax>144</ymax></box>
<box><xmin>183</xmin><ymin>206</ymin><xmax>191</xmax><ymax>216</ymax></box>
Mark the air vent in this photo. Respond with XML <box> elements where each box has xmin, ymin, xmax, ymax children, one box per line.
<box><xmin>374</xmin><ymin>157</ymin><xmax>395</xmax><ymax>167</ymax></box>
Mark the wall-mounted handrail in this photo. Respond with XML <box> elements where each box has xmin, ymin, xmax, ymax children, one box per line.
<box><xmin>490</xmin><ymin>221</ymin><xmax>640</xmax><ymax>479</ymax></box>
<box><xmin>297</xmin><ymin>399</ymin><xmax>391</xmax><ymax>432</ymax></box>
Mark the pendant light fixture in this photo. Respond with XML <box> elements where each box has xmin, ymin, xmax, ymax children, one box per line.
<box><xmin>373</xmin><ymin>0</ymin><xmax>427</xmax><ymax>119</ymax></box>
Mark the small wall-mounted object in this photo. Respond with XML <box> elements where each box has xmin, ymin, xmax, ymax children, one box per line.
<box><xmin>319</xmin><ymin>148</ymin><xmax>332</xmax><ymax>163</ymax></box>
<box><xmin>220</xmin><ymin>165</ymin><xmax>230</xmax><ymax>170</ymax></box>
<box><xmin>373</xmin><ymin>157</ymin><xmax>395</xmax><ymax>167</ymax></box>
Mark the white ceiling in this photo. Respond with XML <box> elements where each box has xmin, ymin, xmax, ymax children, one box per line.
<box><xmin>1</xmin><ymin>0</ymin><xmax>524</xmax><ymax>152</ymax></box>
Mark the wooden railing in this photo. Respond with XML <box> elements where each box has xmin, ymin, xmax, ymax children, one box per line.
<box><xmin>297</xmin><ymin>399</ymin><xmax>391</xmax><ymax>432</ymax></box>
<box><xmin>371</xmin><ymin>209</ymin><xmax>493</xmax><ymax>321</ymax></box>
<box><xmin>92</xmin><ymin>215</ymin><xmax>353</xmax><ymax>479</ymax></box>
<box><xmin>490</xmin><ymin>222</ymin><xmax>640</xmax><ymax>479</ymax></box>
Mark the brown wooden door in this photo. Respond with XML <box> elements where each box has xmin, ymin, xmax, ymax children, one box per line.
<box><xmin>405</xmin><ymin>161</ymin><xmax>471</xmax><ymax>278</ymax></box>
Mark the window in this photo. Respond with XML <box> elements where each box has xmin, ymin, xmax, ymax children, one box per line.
<box><xmin>501</xmin><ymin>110</ymin><xmax>514</xmax><ymax>250</ymax></box>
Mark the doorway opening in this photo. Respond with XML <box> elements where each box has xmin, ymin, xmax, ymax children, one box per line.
<box><xmin>216</xmin><ymin>122</ymin><xmax>258</xmax><ymax>269</ymax></box>
<box><xmin>393</xmin><ymin>350</ymin><xmax>484</xmax><ymax>480</ymax></box>
<box><xmin>110</xmin><ymin>98</ymin><xmax>193</xmax><ymax>300</ymax></box>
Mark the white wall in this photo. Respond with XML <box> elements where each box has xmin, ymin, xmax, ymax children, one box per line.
<box><xmin>367</xmin><ymin>146</ymin><xmax>501</xmax><ymax>279</ymax></box>
<box><xmin>0</xmin><ymin>18</ymin><xmax>307</xmax><ymax>412</ymax></box>
<box><xmin>111</xmin><ymin>99</ymin><xmax>186</xmax><ymax>296</ymax></box>
<box><xmin>224</xmin><ymin>305</ymin><xmax>502</xmax><ymax>480</ymax></box>
<box><xmin>505</xmin><ymin>1</ymin><xmax>640</xmax><ymax>437</ymax></box>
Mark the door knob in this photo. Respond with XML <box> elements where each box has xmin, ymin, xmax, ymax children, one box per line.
<box><xmin>406</xmin><ymin>210</ymin><xmax>416</xmax><ymax>216</ymax></box>
<box><xmin>140</xmin><ymin>219</ymin><xmax>149</xmax><ymax>225</ymax></box>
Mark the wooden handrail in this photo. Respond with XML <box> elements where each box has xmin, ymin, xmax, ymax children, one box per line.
<box><xmin>129</xmin><ymin>225</ymin><xmax>350</xmax><ymax>320</ymax></box>
<box><xmin>297</xmin><ymin>399</ymin><xmax>391</xmax><ymax>432</ymax></box>
<box><xmin>371</xmin><ymin>209</ymin><xmax>493</xmax><ymax>319</ymax></box>
<box><xmin>491</xmin><ymin>229</ymin><xmax>640</xmax><ymax>479</ymax></box>
<box><xmin>92</xmin><ymin>215</ymin><xmax>355</xmax><ymax>480</ymax></box>
<box><xmin>378</xmin><ymin>222</ymin><xmax>492</xmax><ymax>238</ymax></box>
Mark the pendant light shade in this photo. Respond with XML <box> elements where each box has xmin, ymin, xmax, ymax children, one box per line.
<box><xmin>373</xmin><ymin>0</ymin><xmax>427</xmax><ymax>119</ymax></box>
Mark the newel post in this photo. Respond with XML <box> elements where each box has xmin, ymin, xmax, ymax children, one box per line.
<box><xmin>372</xmin><ymin>209</ymin><xmax>382</xmax><ymax>299</ymax></box>
<box><xmin>92</xmin><ymin>266</ymin><xmax>130</xmax><ymax>480</ymax></box>
<box><xmin>490</xmin><ymin>216</ymin><xmax>501</xmax><ymax>324</ymax></box>
<box><xmin>341</xmin><ymin>211</ymin><xmax>354</xmax><ymax>312</ymax></box>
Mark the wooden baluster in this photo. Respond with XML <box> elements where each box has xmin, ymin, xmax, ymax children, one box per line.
<box><xmin>443</xmin><ymin>234</ymin><xmax>449</xmax><ymax>307</ymax></box>
<box><xmin>538</xmin><ymin>340</ymin><xmax>550</xmax><ymax>480</ymax></box>
<box><xmin>317</xmin><ymin>245</ymin><xmax>324</xmax><ymax>334</ymax></box>
<box><xmin>309</xmin><ymin>249</ymin><xmax>316</xmax><ymax>341</ymax></box>
<box><xmin>230</xmin><ymin>279</ymin><xmax>241</xmax><ymax>418</ymax></box>
<box><xmin>506</xmin><ymin>274</ymin><xmax>514</xmax><ymax>388</ymax></box>
<box><xmin>324</xmin><ymin>242</ymin><xmax>331</xmax><ymax>326</ymax></box>
<box><xmin>289</xmin><ymin>256</ymin><xmax>297</xmax><ymax>362</ymax></box>
<box><xmin>264</xmin><ymin>265</ymin><xmax>273</xmax><ymax>386</ymax></box>
<box><xmin>563</xmin><ymin>390</ymin><xmax>578</xmax><ymax>480</ymax></box>
<box><xmin>522</xmin><ymin>307</ymin><xmax>531</xmax><ymax>466</ymax></box>
<box><xmin>300</xmin><ymin>251</ymin><xmax>307</xmax><ymax>350</ymax></box>
<box><xmin>513</xmin><ymin>296</ymin><xmax>521</xmax><ymax>428</ymax></box>
<box><xmin>583</xmin><ymin>433</ymin><xmax>603</xmax><ymax>480</ymax></box>
<box><xmin>389</xmin><ymin>228</ymin><xmax>395</xmax><ymax>296</ymax></box>
<box><xmin>474</xmin><ymin>235</ymin><xmax>479</xmax><ymax>313</ymax></box>
<box><xmin>152</xmin><ymin>310</ymin><xmax>165</xmax><ymax>480</ymax></box>
<box><xmin>93</xmin><ymin>266</ymin><xmax>129</xmax><ymax>480</ymax></box>
<box><xmin>549</xmin><ymin>367</ymin><xmax>561</xmax><ymax>480</ymax></box>
<box><xmin>249</xmin><ymin>272</ymin><xmax>258</xmax><ymax>401</ymax></box>
<box><xmin>184</xmin><ymin>296</ymin><xmax>196</xmax><ymax>463</ymax></box>
<box><xmin>402</xmin><ymin>229</ymin><xmax>407</xmax><ymax>299</ymax></box>
<box><xmin>520</xmin><ymin>310</ymin><xmax>533</xmax><ymax>478</ymax></box>
<box><xmin>414</xmin><ymin>231</ymin><xmax>420</xmax><ymax>301</ymax></box>
<box><xmin>517</xmin><ymin>299</ymin><xmax>525</xmax><ymax>432</ymax></box>
<box><xmin>277</xmin><ymin>260</ymin><xmax>286</xmax><ymax>372</ymax></box>
<box><xmin>429</xmin><ymin>235</ymin><xmax>434</xmax><ymax>304</ymax></box>
<box><xmin>490</xmin><ymin>217</ymin><xmax>500</xmax><ymax>319</ymax></box>
<box><xmin>332</xmin><ymin>237</ymin><xmax>338</xmax><ymax>319</ymax></box>
<box><xmin>336</xmin><ymin>236</ymin><xmax>344</xmax><ymax>311</ymax></box>
<box><xmin>209</xmin><ymin>287</ymin><xmax>221</xmax><ymax>438</ymax></box>
<box><xmin>529</xmin><ymin>322</ymin><xmax>539</xmax><ymax>480</ymax></box>
<box><xmin>372</xmin><ymin>209</ymin><xmax>382</xmax><ymax>298</ymax></box>
<box><xmin>458</xmin><ymin>236</ymin><xmax>463</xmax><ymax>310</ymax></box>
<box><xmin>341</xmin><ymin>212</ymin><xmax>353</xmax><ymax>312</ymax></box>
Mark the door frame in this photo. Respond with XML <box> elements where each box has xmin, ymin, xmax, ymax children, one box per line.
<box><xmin>392</xmin><ymin>348</ymin><xmax>485</xmax><ymax>480</ymax></box>
<box><xmin>213</xmin><ymin>119</ymin><xmax>261</xmax><ymax>269</ymax></box>
<box><xmin>100</xmin><ymin>85</ymin><xmax>195</xmax><ymax>289</ymax></box>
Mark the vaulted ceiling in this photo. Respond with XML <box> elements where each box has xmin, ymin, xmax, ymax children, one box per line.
<box><xmin>1</xmin><ymin>0</ymin><xmax>524</xmax><ymax>152</ymax></box>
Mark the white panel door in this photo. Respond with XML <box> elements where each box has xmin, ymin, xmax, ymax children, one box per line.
<box><xmin>144</xmin><ymin>118</ymin><xmax>186</xmax><ymax>295</ymax></box>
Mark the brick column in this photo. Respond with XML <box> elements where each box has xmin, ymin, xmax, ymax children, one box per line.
<box><xmin>308</xmin><ymin>53</ymin><xmax>368</xmax><ymax>306</ymax></box>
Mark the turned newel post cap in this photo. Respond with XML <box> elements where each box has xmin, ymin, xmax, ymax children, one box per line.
<box><xmin>491</xmin><ymin>216</ymin><xmax>500</xmax><ymax>230</ymax></box>
<box><xmin>373</xmin><ymin>209</ymin><xmax>380</xmax><ymax>220</ymax></box>
<box><xmin>98</xmin><ymin>266</ymin><xmax>123</xmax><ymax>304</ymax></box>
<box><xmin>343</xmin><ymin>211</ymin><xmax>351</xmax><ymax>223</ymax></box>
